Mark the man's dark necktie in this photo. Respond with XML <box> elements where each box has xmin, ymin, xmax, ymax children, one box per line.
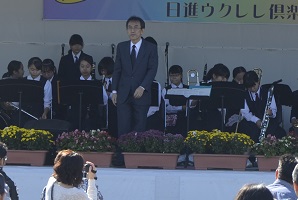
<box><xmin>255</xmin><ymin>93</ymin><xmax>261</xmax><ymax>109</ymax></box>
<box><xmin>108</xmin><ymin>79</ymin><xmax>112</xmax><ymax>92</ymax></box>
<box><xmin>131</xmin><ymin>45</ymin><xmax>136</xmax><ymax>67</ymax></box>
<box><xmin>74</xmin><ymin>56</ymin><xmax>79</xmax><ymax>63</ymax></box>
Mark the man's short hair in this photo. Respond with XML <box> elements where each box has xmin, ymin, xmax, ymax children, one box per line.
<box><xmin>277</xmin><ymin>154</ymin><xmax>298</xmax><ymax>183</ymax></box>
<box><xmin>126</xmin><ymin>16</ymin><xmax>145</xmax><ymax>29</ymax></box>
<box><xmin>0</xmin><ymin>142</ymin><xmax>8</xmax><ymax>159</ymax></box>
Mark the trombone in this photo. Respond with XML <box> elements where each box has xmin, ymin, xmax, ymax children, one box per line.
<box><xmin>187</xmin><ymin>69</ymin><xmax>200</xmax><ymax>86</ymax></box>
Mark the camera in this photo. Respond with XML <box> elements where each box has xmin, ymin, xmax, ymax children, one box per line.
<box><xmin>84</xmin><ymin>163</ymin><xmax>91</xmax><ymax>172</ymax></box>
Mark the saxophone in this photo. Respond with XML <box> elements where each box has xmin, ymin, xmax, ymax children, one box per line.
<box><xmin>259</xmin><ymin>79</ymin><xmax>282</xmax><ymax>142</ymax></box>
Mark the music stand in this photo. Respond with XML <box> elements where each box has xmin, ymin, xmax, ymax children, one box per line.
<box><xmin>0</xmin><ymin>79</ymin><xmax>43</xmax><ymax>127</ymax></box>
<box><xmin>205</xmin><ymin>82</ymin><xmax>245</xmax><ymax>131</ymax></box>
<box><xmin>58</xmin><ymin>80</ymin><xmax>103</xmax><ymax>130</ymax></box>
<box><xmin>165</xmin><ymin>86</ymin><xmax>211</xmax><ymax>133</ymax></box>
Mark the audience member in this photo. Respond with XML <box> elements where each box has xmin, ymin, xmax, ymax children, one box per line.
<box><xmin>0</xmin><ymin>142</ymin><xmax>19</xmax><ymax>200</ymax></box>
<box><xmin>235</xmin><ymin>183</ymin><xmax>274</xmax><ymax>200</ymax></box>
<box><xmin>43</xmin><ymin>149</ymin><xmax>97</xmax><ymax>200</ymax></box>
<box><xmin>267</xmin><ymin>154</ymin><xmax>298</xmax><ymax>199</ymax></box>
<box><xmin>0</xmin><ymin>173</ymin><xmax>7</xmax><ymax>200</ymax></box>
<box><xmin>292</xmin><ymin>163</ymin><xmax>298</xmax><ymax>198</ymax></box>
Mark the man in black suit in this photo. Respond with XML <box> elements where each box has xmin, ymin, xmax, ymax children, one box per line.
<box><xmin>58</xmin><ymin>34</ymin><xmax>93</xmax><ymax>80</ymax></box>
<box><xmin>112</xmin><ymin>16</ymin><xmax>158</xmax><ymax>136</ymax></box>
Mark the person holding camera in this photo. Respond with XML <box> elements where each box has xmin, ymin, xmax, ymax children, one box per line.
<box><xmin>0</xmin><ymin>142</ymin><xmax>19</xmax><ymax>200</ymax></box>
<box><xmin>43</xmin><ymin>149</ymin><xmax>97</xmax><ymax>200</ymax></box>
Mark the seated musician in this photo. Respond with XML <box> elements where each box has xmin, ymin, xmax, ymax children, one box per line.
<box><xmin>0</xmin><ymin>60</ymin><xmax>24</xmax><ymax>127</ymax></box>
<box><xmin>41</xmin><ymin>59</ymin><xmax>65</xmax><ymax>120</ymax></box>
<box><xmin>4</xmin><ymin>60</ymin><xmax>24</xmax><ymax>80</ymax></box>
<box><xmin>98</xmin><ymin>56</ymin><xmax>117</xmax><ymax>137</ymax></box>
<box><xmin>289</xmin><ymin>90</ymin><xmax>298</xmax><ymax>135</ymax></box>
<box><xmin>66</xmin><ymin>56</ymin><xmax>108</xmax><ymax>131</ymax></box>
<box><xmin>191</xmin><ymin>63</ymin><xmax>230</xmax><ymax>131</ymax></box>
<box><xmin>232</xmin><ymin>66</ymin><xmax>246</xmax><ymax>85</ymax></box>
<box><xmin>162</xmin><ymin>65</ymin><xmax>188</xmax><ymax>136</ymax></box>
<box><xmin>239</xmin><ymin>71</ymin><xmax>286</xmax><ymax>142</ymax></box>
<box><xmin>225</xmin><ymin>66</ymin><xmax>247</xmax><ymax>132</ymax></box>
<box><xmin>26</xmin><ymin>57</ymin><xmax>52</xmax><ymax>120</ymax></box>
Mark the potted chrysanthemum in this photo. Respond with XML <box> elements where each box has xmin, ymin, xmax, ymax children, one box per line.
<box><xmin>252</xmin><ymin>134</ymin><xmax>298</xmax><ymax>171</ymax></box>
<box><xmin>117</xmin><ymin>130</ymin><xmax>185</xmax><ymax>169</ymax></box>
<box><xmin>55</xmin><ymin>129</ymin><xmax>116</xmax><ymax>167</ymax></box>
<box><xmin>185</xmin><ymin>129</ymin><xmax>255</xmax><ymax>170</ymax></box>
<box><xmin>0</xmin><ymin>125</ymin><xmax>54</xmax><ymax>166</ymax></box>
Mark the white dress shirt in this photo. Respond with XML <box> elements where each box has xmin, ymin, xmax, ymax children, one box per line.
<box><xmin>27</xmin><ymin>75</ymin><xmax>52</xmax><ymax>109</ymax></box>
<box><xmin>241</xmin><ymin>88</ymin><xmax>277</xmax><ymax>123</ymax></box>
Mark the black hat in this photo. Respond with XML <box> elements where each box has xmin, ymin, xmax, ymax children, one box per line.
<box><xmin>69</xmin><ymin>34</ymin><xmax>83</xmax><ymax>46</ymax></box>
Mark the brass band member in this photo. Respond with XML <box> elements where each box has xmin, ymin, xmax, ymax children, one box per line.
<box><xmin>240</xmin><ymin>71</ymin><xmax>286</xmax><ymax>142</ymax></box>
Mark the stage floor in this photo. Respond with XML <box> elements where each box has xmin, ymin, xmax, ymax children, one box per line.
<box><xmin>4</xmin><ymin>166</ymin><xmax>274</xmax><ymax>200</ymax></box>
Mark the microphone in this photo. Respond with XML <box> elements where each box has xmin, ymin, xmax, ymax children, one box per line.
<box><xmin>111</xmin><ymin>44</ymin><xmax>115</xmax><ymax>55</ymax></box>
<box><xmin>61</xmin><ymin>43</ymin><xmax>65</xmax><ymax>57</ymax></box>
<box><xmin>165</xmin><ymin>42</ymin><xmax>169</xmax><ymax>53</ymax></box>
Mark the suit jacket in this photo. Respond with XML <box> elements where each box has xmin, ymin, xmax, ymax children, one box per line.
<box><xmin>58</xmin><ymin>50</ymin><xmax>93</xmax><ymax>81</ymax></box>
<box><xmin>112</xmin><ymin>39</ymin><xmax>158</xmax><ymax>105</ymax></box>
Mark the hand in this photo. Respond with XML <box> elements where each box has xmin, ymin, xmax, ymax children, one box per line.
<box><xmin>134</xmin><ymin>87</ymin><xmax>145</xmax><ymax>99</ymax></box>
<box><xmin>112</xmin><ymin>93</ymin><xmax>117</xmax><ymax>106</ymax></box>
<box><xmin>256</xmin><ymin>120</ymin><xmax>262</xmax><ymax>129</ymax></box>
<box><xmin>41</xmin><ymin>112</ymin><xmax>47</xmax><ymax>119</ymax></box>
<box><xmin>266</xmin><ymin>108</ymin><xmax>273</xmax><ymax>117</ymax></box>
<box><xmin>86</xmin><ymin>161</ymin><xmax>97</xmax><ymax>180</ymax></box>
<box><xmin>291</xmin><ymin>118</ymin><xmax>298</xmax><ymax>127</ymax></box>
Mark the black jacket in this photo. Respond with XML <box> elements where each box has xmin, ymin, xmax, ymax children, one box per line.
<box><xmin>0</xmin><ymin>168</ymin><xmax>19</xmax><ymax>200</ymax></box>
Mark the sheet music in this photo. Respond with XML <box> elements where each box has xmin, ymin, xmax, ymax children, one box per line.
<box><xmin>167</xmin><ymin>86</ymin><xmax>211</xmax><ymax>98</ymax></box>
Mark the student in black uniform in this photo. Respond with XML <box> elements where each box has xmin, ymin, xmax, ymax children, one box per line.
<box><xmin>162</xmin><ymin>65</ymin><xmax>189</xmax><ymax>136</ymax></box>
<box><xmin>58</xmin><ymin>34</ymin><xmax>93</xmax><ymax>81</ymax></box>
<box><xmin>66</xmin><ymin>56</ymin><xmax>108</xmax><ymax>131</ymax></box>
<box><xmin>232</xmin><ymin>66</ymin><xmax>246</xmax><ymax>85</ymax></box>
<box><xmin>98</xmin><ymin>56</ymin><xmax>118</xmax><ymax>138</ymax></box>
<box><xmin>239</xmin><ymin>70</ymin><xmax>286</xmax><ymax>142</ymax></box>
<box><xmin>26</xmin><ymin>57</ymin><xmax>52</xmax><ymax>120</ymax></box>
<box><xmin>200</xmin><ymin>63</ymin><xmax>230</xmax><ymax>131</ymax></box>
<box><xmin>41</xmin><ymin>58</ymin><xmax>66</xmax><ymax>120</ymax></box>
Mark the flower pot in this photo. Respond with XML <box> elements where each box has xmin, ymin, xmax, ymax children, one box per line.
<box><xmin>256</xmin><ymin>155</ymin><xmax>279</xmax><ymax>171</ymax></box>
<box><xmin>7</xmin><ymin>150</ymin><xmax>47</xmax><ymax>166</ymax></box>
<box><xmin>193</xmin><ymin>154</ymin><xmax>248</xmax><ymax>171</ymax></box>
<box><xmin>123</xmin><ymin>153</ymin><xmax>179</xmax><ymax>169</ymax></box>
<box><xmin>79</xmin><ymin>152</ymin><xmax>113</xmax><ymax>168</ymax></box>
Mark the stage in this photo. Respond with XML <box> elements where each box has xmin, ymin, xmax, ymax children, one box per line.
<box><xmin>4</xmin><ymin>166</ymin><xmax>274</xmax><ymax>200</ymax></box>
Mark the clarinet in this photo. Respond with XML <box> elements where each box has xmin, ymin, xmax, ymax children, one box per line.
<box><xmin>91</xmin><ymin>62</ymin><xmax>96</xmax><ymax>80</ymax></box>
<box><xmin>259</xmin><ymin>79</ymin><xmax>282</xmax><ymax>142</ymax></box>
<box><xmin>202</xmin><ymin>63</ymin><xmax>208</xmax><ymax>83</ymax></box>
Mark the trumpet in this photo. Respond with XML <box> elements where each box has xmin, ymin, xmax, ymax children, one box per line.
<box><xmin>187</xmin><ymin>69</ymin><xmax>200</xmax><ymax>86</ymax></box>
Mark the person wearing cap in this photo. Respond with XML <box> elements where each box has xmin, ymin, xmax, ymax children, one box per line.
<box><xmin>0</xmin><ymin>142</ymin><xmax>18</xmax><ymax>200</ymax></box>
<box><xmin>58</xmin><ymin>34</ymin><xmax>93</xmax><ymax>81</ymax></box>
